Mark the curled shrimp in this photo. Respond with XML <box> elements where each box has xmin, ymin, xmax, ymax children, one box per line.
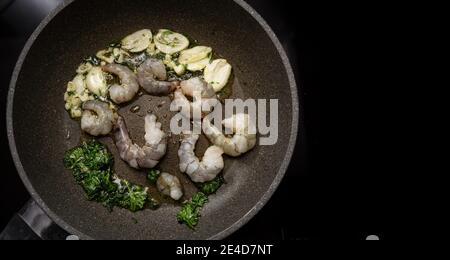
<box><xmin>102</xmin><ymin>64</ymin><xmax>139</xmax><ymax>104</ymax></box>
<box><xmin>202</xmin><ymin>113</ymin><xmax>257</xmax><ymax>157</ymax></box>
<box><xmin>81</xmin><ymin>100</ymin><xmax>116</xmax><ymax>136</ymax></box>
<box><xmin>172</xmin><ymin>77</ymin><xmax>219</xmax><ymax>121</ymax></box>
<box><xmin>156</xmin><ymin>172</ymin><xmax>183</xmax><ymax>201</ymax></box>
<box><xmin>178</xmin><ymin>131</ymin><xmax>224</xmax><ymax>183</ymax></box>
<box><xmin>180</xmin><ymin>77</ymin><xmax>216</xmax><ymax>99</ymax></box>
<box><xmin>113</xmin><ymin>114</ymin><xmax>167</xmax><ymax>169</ymax></box>
<box><xmin>137</xmin><ymin>58</ymin><xmax>178</xmax><ymax>96</ymax></box>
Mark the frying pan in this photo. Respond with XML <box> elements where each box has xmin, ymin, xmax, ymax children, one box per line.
<box><xmin>6</xmin><ymin>0</ymin><xmax>298</xmax><ymax>240</ymax></box>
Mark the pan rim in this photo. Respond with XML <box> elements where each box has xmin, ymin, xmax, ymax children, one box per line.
<box><xmin>6</xmin><ymin>0</ymin><xmax>299</xmax><ymax>240</ymax></box>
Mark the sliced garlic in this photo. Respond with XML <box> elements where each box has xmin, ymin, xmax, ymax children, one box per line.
<box><xmin>79</xmin><ymin>92</ymin><xmax>93</xmax><ymax>102</ymax></box>
<box><xmin>121</xmin><ymin>29</ymin><xmax>152</xmax><ymax>53</ymax></box>
<box><xmin>146</xmin><ymin>43</ymin><xmax>159</xmax><ymax>56</ymax></box>
<box><xmin>76</xmin><ymin>63</ymin><xmax>93</xmax><ymax>74</ymax></box>
<box><xmin>154</xmin><ymin>29</ymin><xmax>189</xmax><ymax>54</ymax></box>
<box><xmin>86</xmin><ymin>67</ymin><xmax>107</xmax><ymax>97</ymax></box>
<box><xmin>71</xmin><ymin>109</ymin><xmax>82</xmax><ymax>118</ymax></box>
<box><xmin>204</xmin><ymin>59</ymin><xmax>232</xmax><ymax>92</ymax></box>
<box><xmin>96</xmin><ymin>49</ymin><xmax>115</xmax><ymax>64</ymax></box>
<box><xmin>65</xmin><ymin>74</ymin><xmax>90</xmax><ymax>118</ymax></box>
<box><xmin>186</xmin><ymin>57</ymin><xmax>211</xmax><ymax>71</ymax></box>
<box><xmin>113</xmin><ymin>48</ymin><xmax>130</xmax><ymax>64</ymax></box>
<box><xmin>163</xmin><ymin>54</ymin><xmax>186</xmax><ymax>75</ymax></box>
<box><xmin>72</xmin><ymin>74</ymin><xmax>86</xmax><ymax>95</ymax></box>
<box><xmin>113</xmin><ymin>48</ymin><xmax>121</xmax><ymax>57</ymax></box>
<box><xmin>173</xmin><ymin>64</ymin><xmax>186</xmax><ymax>75</ymax></box>
<box><xmin>163</xmin><ymin>54</ymin><xmax>173</xmax><ymax>66</ymax></box>
<box><xmin>179</xmin><ymin>46</ymin><xmax>212</xmax><ymax>65</ymax></box>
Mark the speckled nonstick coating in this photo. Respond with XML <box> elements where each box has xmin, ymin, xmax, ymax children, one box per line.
<box><xmin>7</xmin><ymin>0</ymin><xmax>298</xmax><ymax>240</ymax></box>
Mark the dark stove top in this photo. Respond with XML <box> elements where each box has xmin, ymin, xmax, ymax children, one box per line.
<box><xmin>0</xmin><ymin>0</ymin><xmax>330</xmax><ymax>240</ymax></box>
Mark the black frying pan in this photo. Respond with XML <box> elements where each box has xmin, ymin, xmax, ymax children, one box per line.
<box><xmin>6</xmin><ymin>0</ymin><xmax>298</xmax><ymax>240</ymax></box>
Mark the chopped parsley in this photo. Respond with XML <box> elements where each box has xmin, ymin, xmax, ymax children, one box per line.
<box><xmin>177</xmin><ymin>192</ymin><xmax>209</xmax><ymax>229</ymax></box>
<box><xmin>149</xmin><ymin>52</ymin><xmax>166</xmax><ymax>61</ymax></box>
<box><xmin>196</xmin><ymin>175</ymin><xmax>225</xmax><ymax>195</ymax></box>
<box><xmin>63</xmin><ymin>140</ymin><xmax>157</xmax><ymax>212</ymax></box>
<box><xmin>147</xmin><ymin>169</ymin><xmax>161</xmax><ymax>184</ymax></box>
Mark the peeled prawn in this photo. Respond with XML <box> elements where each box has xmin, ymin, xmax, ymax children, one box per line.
<box><xmin>137</xmin><ymin>58</ymin><xmax>178</xmax><ymax>96</ymax></box>
<box><xmin>178</xmin><ymin>131</ymin><xmax>224</xmax><ymax>183</ymax></box>
<box><xmin>156</xmin><ymin>172</ymin><xmax>183</xmax><ymax>200</ymax></box>
<box><xmin>80</xmin><ymin>100</ymin><xmax>116</xmax><ymax>136</ymax></box>
<box><xmin>202</xmin><ymin>113</ymin><xmax>257</xmax><ymax>157</ymax></box>
<box><xmin>102</xmin><ymin>64</ymin><xmax>139</xmax><ymax>104</ymax></box>
<box><xmin>180</xmin><ymin>77</ymin><xmax>216</xmax><ymax>98</ymax></box>
<box><xmin>114</xmin><ymin>114</ymin><xmax>167</xmax><ymax>169</ymax></box>
<box><xmin>172</xmin><ymin>77</ymin><xmax>219</xmax><ymax>121</ymax></box>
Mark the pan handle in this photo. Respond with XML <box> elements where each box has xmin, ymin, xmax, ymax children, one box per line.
<box><xmin>0</xmin><ymin>200</ymin><xmax>72</xmax><ymax>240</ymax></box>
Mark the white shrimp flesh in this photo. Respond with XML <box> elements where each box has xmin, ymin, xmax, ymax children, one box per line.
<box><xmin>178</xmin><ymin>131</ymin><xmax>224</xmax><ymax>183</ymax></box>
<box><xmin>137</xmin><ymin>58</ymin><xmax>178</xmax><ymax>96</ymax></box>
<box><xmin>202</xmin><ymin>113</ymin><xmax>257</xmax><ymax>157</ymax></box>
<box><xmin>113</xmin><ymin>114</ymin><xmax>167</xmax><ymax>169</ymax></box>
<box><xmin>156</xmin><ymin>172</ymin><xmax>183</xmax><ymax>200</ymax></box>
<box><xmin>173</xmin><ymin>77</ymin><xmax>219</xmax><ymax>121</ymax></box>
<box><xmin>102</xmin><ymin>64</ymin><xmax>139</xmax><ymax>104</ymax></box>
<box><xmin>180</xmin><ymin>77</ymin><xmax>216</xmax><ymax>98</ymax></box>
<box><xmin>80</xmin><ymin>100</ymin><xmax>116</xmax><ymax>136</ymax></box>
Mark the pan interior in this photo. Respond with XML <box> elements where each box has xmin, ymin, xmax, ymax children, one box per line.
<box><xmin>11</xmin><ymin>0</ymin><xmax>295</xmax><ymax>239</ymax></box>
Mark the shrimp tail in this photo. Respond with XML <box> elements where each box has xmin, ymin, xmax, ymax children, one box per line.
<box><xmin>113</xmin><ymin>114</ymin><xmax>167</xmax><ymax>169</ymax></box>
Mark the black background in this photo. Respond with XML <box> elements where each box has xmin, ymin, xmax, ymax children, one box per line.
<box><xmin>0</xmin><ymin>0</ymin><xmax>390</xmax><ymax>240</ymax></box>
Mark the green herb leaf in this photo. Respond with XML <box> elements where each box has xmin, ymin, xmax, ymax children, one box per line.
<box><xmin>84</xmin><ymin>55</ymin><xmax>101</xmax><ymax>66</ymax></box>
<box><xmin>196</xmin><ymin>175</ymin><xmax>225</xmax><ymax>195</ymax></box>
<box><xmin>191</xmin><ymin>192</ymin><xmax>208</xmax><ymax>207</ymax></box>
<box><xmin>147</xmin><ymin>169</ymin><xmax>161</xmax><ymax>184</ymax></box>
<box><xmin>64</xmin><ymin>141</ymin><xmax>149</xmax><ymax>212</ymax></box>
<box><xmin>63</xmin><ymin>140</ymin><xmax>113</xmax><ymax>173</ymax></box>
<box><xmin>123</xmin><ymin>52</ymin><xmax>148</xmax><ymax>70</ymax></box>
<box><xmin>150</xmin><ymin>52</ymin><xmax>166</xmax><ymax>61</ymax></box>
<box><xmin>167</xmin><ymin>69</ymin><xmax>202</xmax><ymax>81</ymax></box>
<box><xmin>177</xmin><ymin>192</ymin><xmax>208</xmax><ymax>229</ymax></box>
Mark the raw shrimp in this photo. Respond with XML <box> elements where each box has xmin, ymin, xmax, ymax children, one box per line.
<box><xmin>172</xmin><ymin>78</ymin><xmax>219</xmax><ymax>121</ymax></box>
<box><xmin>172</xmin><ymin>88</ymin><xmax>199</xmax><ymax>120</ymax></box>
<box><xmin>102</xmin><ymin>64</ymin><xmax>139</xmax><ymax>104</ymax></box>
<box><xmin>80</xmin><ymin>100</ymin><xmax>116</xmax><ymax>136</ymax></box>
<box><xmin>178</xmin><ymin>131</ymin><xmax>224</xmax><ymax>183</ymax></box>
<box><xmin>202</xmin><ymin>113</ymin><xmax>257</xmax><ymax>157</ymax></box>
<box><xmin>137</xmin><ymin>58</ymin><xmax>178</xmax><ymax>96</ymax></box>
<box><xmin>180</xmin><ymin>77</ymin><xmax>216</xmax><ymax>98</ymax></box>
<box><xmin>156</xmin><ymin>172</ymin><xmax>183</xmax><ymax>200</ymax></box>
<box><xmin>114</xmin><ymin>114</ymin><xmax>167</xmax><ymax>169</ymax></box>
